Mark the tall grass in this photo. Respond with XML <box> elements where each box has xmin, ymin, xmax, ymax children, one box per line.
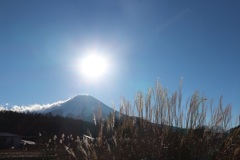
<box><xmin>91</xmin><ymin>80</ymin><xmax>235</xmax><ymax>159</ymax></box>
<box><xmin>117</xmin><ymin>80</ymin><xmax>232</xmax><ymax>131</ymax></box>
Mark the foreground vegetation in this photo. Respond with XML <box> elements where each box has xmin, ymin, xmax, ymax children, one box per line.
<box><xmin>1</xmin><ymin>80</ymin><xmax>240</xmax><ymax>159</ymax></box>
<box><xmin>76</xmin><ymin>80</ymin><xmax>239</xmax><ymax>160</ymax></box>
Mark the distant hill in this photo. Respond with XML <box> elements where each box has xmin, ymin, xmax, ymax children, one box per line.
<box><xmin>0</xmin><ymin>111</ymin><xmax>98</xmax><ymax>137</ymax></box>
<box><xmin>40</xmin><ymin>95</ymin><xmax>117</xmax><ymax>122</ymax></box>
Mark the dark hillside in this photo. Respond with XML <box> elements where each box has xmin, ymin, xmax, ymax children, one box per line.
<box><xmin>0</xmin><ymin>111</ymin><xmax>97</xmax><ymax>138</ymax></box>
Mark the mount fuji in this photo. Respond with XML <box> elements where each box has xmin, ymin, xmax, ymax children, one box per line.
<box><xmin>40</xmin><ymin>95</ymin><xmax>117</xmax><ymax>122</ymax></box>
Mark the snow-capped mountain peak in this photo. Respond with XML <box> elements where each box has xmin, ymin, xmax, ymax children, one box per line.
<box><xmin>41</xmin><ymin>95</ymin><xmax>116</xmax><ymax>122</ymax></box>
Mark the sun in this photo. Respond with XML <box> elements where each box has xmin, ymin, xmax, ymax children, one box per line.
<box><xmin>80</xmin><ymin>54</ymin><xmax>108</xmax><ymax>80</ymax></box>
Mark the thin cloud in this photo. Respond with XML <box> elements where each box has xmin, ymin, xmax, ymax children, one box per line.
<box><xmin>1</xmin><ymin>99</ymin><xmax>70</xmax><ymax>112</ymax></box>
<box><xmin>157</xmin><ymin>9</ymin><xmax>191</xmax><ymax>33</ymax></box>
<box><xmin>0</xmin><ymin>105</ymin><xmax>5</xmax><ymax>111</ymax></box>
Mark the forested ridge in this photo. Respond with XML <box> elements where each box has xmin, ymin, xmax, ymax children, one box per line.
<box><xmin>0</xmin><ymin>111</ymin><xmax>97</xmax><ymax>138</ymax></box>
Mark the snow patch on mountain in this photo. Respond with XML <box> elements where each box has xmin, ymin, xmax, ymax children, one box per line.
<box><xmin>41</xmin><ymin>95</ymin><xmax>116</xmax><ymax>122</ymax></box>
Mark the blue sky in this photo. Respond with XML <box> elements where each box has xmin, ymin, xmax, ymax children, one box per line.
<box><xmin>0</xmin><ymin>0</ymin><xmax>240</xmax><ymax>124</ymax></box>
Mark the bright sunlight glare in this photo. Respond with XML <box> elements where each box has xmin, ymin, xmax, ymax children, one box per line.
<box><xmin>80</xmin><ymin>54</ymin><xmax>108</xmax><ymax>80</ymax></box>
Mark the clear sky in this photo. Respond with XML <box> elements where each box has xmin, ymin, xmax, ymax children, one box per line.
<box><xmin>0</xmin><ymin>0</ymin><xmax>240</xmax><ymax>123</ymax></box>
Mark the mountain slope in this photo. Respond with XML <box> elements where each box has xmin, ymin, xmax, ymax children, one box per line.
<box><xmin>41</xmin><ymin>95</ymin><xmax>116</xmax><ymax>122</ymax></box>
